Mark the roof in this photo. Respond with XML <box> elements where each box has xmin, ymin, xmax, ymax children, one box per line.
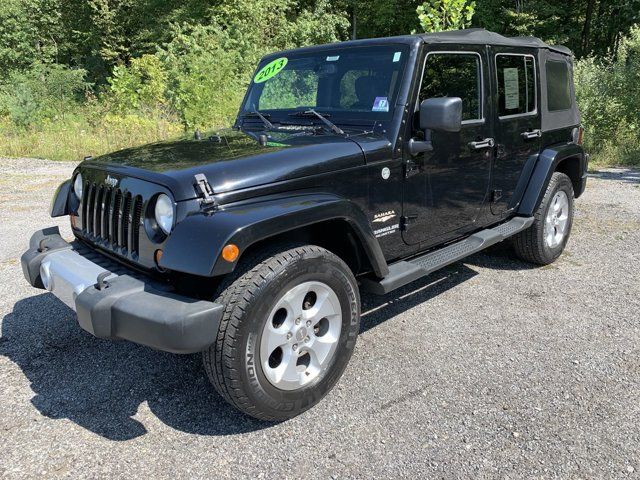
<box><xmin>418</xmin><ymin>29</ymin><xmax>573</xmax><ymax>55</ymax></box>
<box><xmin>263</xmin><ymin>29</ymin><xmax>572</xmax><ymax>61</ymax></box>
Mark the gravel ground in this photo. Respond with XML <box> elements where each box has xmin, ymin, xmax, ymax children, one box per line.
<box><xmin>0</xmin><ymin>157</ymin><xmax>639</xmax><ymax>479</ymax></box>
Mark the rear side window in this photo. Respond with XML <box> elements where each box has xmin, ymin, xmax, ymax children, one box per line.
<box><xmin>420</xmin><ymin>52</ymin><xmax>482</xmax><ymax>121</ymax></box>
<box><xmin>546</xmin><ymin>60</ymin><xmax>572</xmax><ymax>111</ymax></box>
<box><xmin>496</xmin><ymin>55</ymin><xmax>536</xmax><ymax>117</ymax></box>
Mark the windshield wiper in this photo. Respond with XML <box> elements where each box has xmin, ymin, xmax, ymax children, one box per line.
<box><xmin>288</xmin><ymin>109</ymin><xmax>345</xmax><ymax>136</ymax></box>
<box><xmin>241</xmin><ymin>110</ymin><xmax>274</xmax><ymax>130</ymax></box>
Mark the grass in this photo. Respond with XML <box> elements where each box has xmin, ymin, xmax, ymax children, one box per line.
<box><xmin>0</xmin><ymin>111</ymin><xmax>183</xmax><ymax>162</ymax></box>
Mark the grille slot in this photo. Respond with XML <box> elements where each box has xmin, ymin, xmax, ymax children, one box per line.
<box><xmin>81</xmin><ymin>181</ymin><xmax>143</xmax><ymax>256</ymax></box>
<box><xmin>86</xmin><ymin>184</ymin><xmax>96</xmax><ymax>236</ymax></box>
<box><xmin>112</xmin><ymin>189</ymin><xmax>122</xmax><ymax>245</ymax></box>
<box><xmin>121</xmin><ymin>192</ymin><xmax>132</xmax><ymax>252</ymax></box>
<box><xmin>131</xmin><ymin>195</ymin><xmax>143</xmax><ymax>255</ymax></box>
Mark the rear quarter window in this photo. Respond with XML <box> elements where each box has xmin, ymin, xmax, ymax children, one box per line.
<box><xmin>546</xmin><ymin>60</ymin><xmax>572</xmax><ymax>111</ymax></box>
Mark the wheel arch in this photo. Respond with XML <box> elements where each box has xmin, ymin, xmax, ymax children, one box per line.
<box><xmin>159</xmin><ymin>193</ymin><xmax>388</xmax><ymax>279</ymax></box>
<box><xmin>517</xmin><ymin>143</ymin><xmax>586</xmax><ymax>216</ymax></box>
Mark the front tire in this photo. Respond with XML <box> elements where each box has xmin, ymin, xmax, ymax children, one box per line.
<box><xmin>512</xmin><ymin>171</ymin><xmax>575</xmax><ymax>265</ymax></box>
<box><xmin>203</xmin><ymin>244</ymin><xmax>360</xmax><ymax>421</ymax></box>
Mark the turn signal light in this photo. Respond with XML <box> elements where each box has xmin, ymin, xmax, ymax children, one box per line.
<box><xmin>154</xmin><ymin>249</ymin><xmax>163</xmax><ymax>266</ymax></box>
<box><xmin>221</xmin><ymin>244</ymin><xmax>240</xmax><ymax>263</ymax></box>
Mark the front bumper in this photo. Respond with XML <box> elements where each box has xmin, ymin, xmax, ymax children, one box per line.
<box><xmin>21</xmin><ymin>227</ymin><xmax>223</xmax><ymax>354</ymax></box>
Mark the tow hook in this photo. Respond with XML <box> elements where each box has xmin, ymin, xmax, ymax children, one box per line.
<box><xmin>95</xmin><ymin>271</ymin><xmax>111</xmax><ymax>291</ymax></box>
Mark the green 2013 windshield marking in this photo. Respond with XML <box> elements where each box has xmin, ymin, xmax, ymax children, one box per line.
<box><xmin>254</xmin><ymin>57</ymin><xmax>288</xmax><ymax>83</ymax></box>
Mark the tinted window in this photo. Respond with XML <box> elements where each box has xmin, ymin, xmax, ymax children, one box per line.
<box><xmin>546</xmin><ymin>60</ymin><xmax>572</xmax><ymax>111</ymax></box>
<box><xmin>496</xmin><ymin>55</ymin><xmax>536</xmax><ymax>116</ymax></box>
<box><xmin>420</xmin><ymin>53</ymin><xmax>482</xmax><ymax>121</ymax></box>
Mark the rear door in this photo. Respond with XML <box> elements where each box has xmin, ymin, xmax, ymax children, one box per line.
<box><xmin>489</xmin><ymin>48</ymin><xmax>542</xmax><ymax>217</ymax></box>
<box><xmin>402</xmin><ymin>47</ymin><xmax>493</xmax><ymax>247</ymax></box>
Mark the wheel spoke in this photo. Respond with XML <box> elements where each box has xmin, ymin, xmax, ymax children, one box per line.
<box><xmin>557</xmin><ymin>215</ymin><xmax>568</xmax><ymax>233</ymax></box>
<box><xmin>274</xmin><ymin>350</ymin><xmax>300</xmax><ymax>384</ymax></box>
<box><xmin>309</xmin><ymin>336</ymin><xmax>336</xmax><ymax>365</ymax></box>
<box><xmin>262</xmin><ymin>326</ymin><xmax>289</xmax><ymax>358</ymax></box>
<box><xmin>305</xmin><ymin>289</ymin><xmax>339</xmax><ymax>323</ymax></box>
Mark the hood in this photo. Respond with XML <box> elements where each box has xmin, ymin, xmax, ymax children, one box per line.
<box><xmin>83</xmin><ymin>129</ymin><xmax>367</xmax><ymax>201</ymax></box>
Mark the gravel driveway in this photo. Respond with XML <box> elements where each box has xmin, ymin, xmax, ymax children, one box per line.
<box><xmin>1</xmin><ymin>157</ymin><xmax>639</xmax><ymax>479</ymax></box>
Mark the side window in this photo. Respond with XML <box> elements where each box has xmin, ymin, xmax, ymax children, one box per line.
<box><xmin>259</xmin><ymin>70</ymin><xmax>318</xmax><ymax>110</ymax></box>
<box><xmin>496</xmin><ymin>55</ymin><xmax>536</xmax><ymax>117</ymax></box>
<box><xmin>546</xmin><ymin>60</ymin><xmax>572</xmax><ymax>111</ymax></box>
<box><xmin>420</xmin><ymin>53</ymin><xmax>482</xmax><ymax>122</ymax></box>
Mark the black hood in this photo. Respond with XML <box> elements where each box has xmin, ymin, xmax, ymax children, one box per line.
<box><xmin>83</xmin><ymin>129</ymin><xmax>369</xmax><ymax>201</ymax></box>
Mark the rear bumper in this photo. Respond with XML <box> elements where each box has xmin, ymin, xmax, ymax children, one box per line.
<box><xmin>21</xmin><ymin>227</ymin><xmax>223</xmax><ymax>354</ymax></box>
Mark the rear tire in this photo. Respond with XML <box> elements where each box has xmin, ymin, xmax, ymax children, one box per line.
<box><xmin>203</xmin><ymin>244</ymin><xmax>360</xmax><ymax>421</ymax></box>
<box><xmin>512</xmin><ymin>172</ymin><xmax>574</xmax><ymax>265</ymax></box>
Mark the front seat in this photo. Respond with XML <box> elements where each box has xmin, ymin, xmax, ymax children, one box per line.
<box><xmin>351</xmin><ymin>76</ymin><xmax>377</xmax><ymax>110</ymax></box>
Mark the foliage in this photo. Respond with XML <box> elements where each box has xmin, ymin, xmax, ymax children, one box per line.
<box><xmin>0</xmin><ymin>63</ymin><xmax>90</xmax><ymax>127</ymax></box>
<box><xmin>574</xmin><ymin>26</ymin><xmax>640</xmax><ymax>166</ymax></box>
<box><xmin>109</xmin><ymin>55</ymin><xmax>168</xmax><ymax>112</ymax></box>
<box><xmin>0</xmin><ymin>0</ymin><xmax>639</xmax><ymax>165</ymax></box>
<box><xmin>416</xmin><ymin>0</ymin><xmax>476</xmax><ymax>33</ymax></box>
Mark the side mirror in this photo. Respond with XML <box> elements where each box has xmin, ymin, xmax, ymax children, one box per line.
<box><xmin>420</xmin><ymin>97</ymin><xmax>463</xmax><ymax>133</ymax></box>
<box><xmin>408</xmin><ymin>97</ymin><xmax>463</xmax><ymax>156</ymax></box>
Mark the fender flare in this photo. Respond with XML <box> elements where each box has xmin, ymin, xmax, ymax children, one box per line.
<box><xmin>159</xmin><ymin>193</ymin><xmax>389</xmax><ymax>278</ymax></box>
<box><xmin>517</xmin><ymin>143</ymin><xmax>586</xmax><ymax>216</ymax></box>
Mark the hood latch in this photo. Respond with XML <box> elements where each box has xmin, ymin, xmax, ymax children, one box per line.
<box><xmin>194</xmin><ymin>173</ymin><xmax>215</xmax><ymax>205</ymax></box>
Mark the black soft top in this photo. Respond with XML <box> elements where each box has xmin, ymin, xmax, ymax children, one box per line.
<box><xmin>263</xmin><ymin>28</ymin><xmax>572</xmax><ymax>61</ymax></box>
<box><xmin>418</xmin><ymin>28</ymin><xmax>572</xmax><ymax>56</ymax></box>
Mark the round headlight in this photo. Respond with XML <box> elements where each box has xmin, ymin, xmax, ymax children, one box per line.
<box><xmin>73</xmin><ymin>173</ymin><xmax>83</xmax><ymax>199</ymax></box>
<box><xmin>154</xmin><ymin>194</ymin><xmax>174</xmax><ymax>235</ymax></box>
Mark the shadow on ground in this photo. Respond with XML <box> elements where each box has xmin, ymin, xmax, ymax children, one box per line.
<box><xmin>1</xmin><ymin>252</ymin><xmax>533</xmax><ymax>441</ymax></box>
<box><xmin>1</xmin><ymin>293</ymin><xmax>272</xmax><ymax>440</ymax></box>
<box><xmin>589</xmin><ymin>169</ymin><xmax>640</xmax><ymax>184</ymax></box>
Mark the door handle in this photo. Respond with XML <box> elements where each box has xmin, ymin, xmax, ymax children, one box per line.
<box><xmin>521</xmin><ymin>129</ymin><xmax>542</xmax><ymax>140</ymax></box>
<box><xmin>468</xmin><ymin>138</ymin><xmax>495</xmax><ymax>150</ymax></box>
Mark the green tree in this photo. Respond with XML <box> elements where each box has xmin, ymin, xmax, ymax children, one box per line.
<box><xmin>416</xmin><ymin>0</ymin><xmax>476</xmax><ymax>33</ymax></box>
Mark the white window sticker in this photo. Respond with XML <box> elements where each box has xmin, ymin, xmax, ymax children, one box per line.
<box><xmin>326</xmin><ymin>55</ymin><xmax>340</xmax><ymax>62</ymax></box>
<box><xmin>503</xmin><ymin>67</ymin><xmax>519</xmax><ymax>110</ymax></box>
<box><xmin>393</xmin><ymin>51</ymin><xmax>402</xmax><ymax>62</ymax></box>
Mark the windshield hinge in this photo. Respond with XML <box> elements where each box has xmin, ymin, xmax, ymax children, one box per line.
<box><xmin>194</xmin><ymin>173</ymin><xmax>215</xmax><ymax>205</ymax></box>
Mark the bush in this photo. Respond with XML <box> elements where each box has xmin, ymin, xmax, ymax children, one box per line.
<box><xmin>575</xmin><ymin>26</ymin><xmax>640</xmax><ymax>166</ymax></box>
<box><xmin>157</xmin><ymin>24</ymin><xmax>246</xmax><ymax>129</ymax></box>
<box><xmin>0</xmin><ymin>63</ymin><xmax>90</xmax><ymax>127</ymax></box>
<box><xmin>108</xmin><ymin>54</ymin><xmax>169</xmax><ymax>112</ymax></box>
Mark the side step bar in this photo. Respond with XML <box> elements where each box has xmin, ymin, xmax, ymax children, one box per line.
<box><xmin>360</xmin><ymin>216</ymin><xmax>534</xmax><ymax>295</ymax></box>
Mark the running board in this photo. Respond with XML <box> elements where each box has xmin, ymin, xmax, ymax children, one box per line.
<box><xmin>360</xmin><ymin>216</ymin><xmax>534</xmax><ymax>295</ymax></box>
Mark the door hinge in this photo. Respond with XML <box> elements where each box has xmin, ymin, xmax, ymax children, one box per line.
<box><xmin>194</xmin><ymin>173</ymin><xmax>215</xmax><ymax>205</ymax></box>
<box><xmin>404</xmin><ymin>159</ymin><xmax>420</xmax><ymax>178</ymax></box>
<box><xmin>491</xmin><ymin>189</ymin><xmax>503</xmax><ymax>202</ymax></box>
<box><xmin>400</xmin><ymin>215</ymin><xmax>417</xmax><ymax>230</ymax></box>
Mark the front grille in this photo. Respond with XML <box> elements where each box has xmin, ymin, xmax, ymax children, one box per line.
<box><xmin>81</xmin><ymin>181</ymin><xmax>143</xmax><ymax>256</ymax></box>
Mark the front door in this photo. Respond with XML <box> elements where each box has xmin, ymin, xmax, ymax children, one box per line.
<box><xmin>489</xmin><ymin>48</ymin><xmax>542</xmax><ymax>217</ymax></box>
<box><xmin>402</xmin><ymin>48</ymin><xmax>493</xmax><ymax>247</ymax></box>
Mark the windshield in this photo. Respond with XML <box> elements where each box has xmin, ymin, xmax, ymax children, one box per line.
<box><xmin>240</xmin><ymin>45</ymin><xmax>410</xmax><ymax>126</ymax></box>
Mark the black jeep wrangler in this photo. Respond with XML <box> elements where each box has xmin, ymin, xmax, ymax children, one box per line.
<box><xmin>22</xmin><ymin>29</ymin><xmax>587</xmax><ymax>420</ymax></box>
